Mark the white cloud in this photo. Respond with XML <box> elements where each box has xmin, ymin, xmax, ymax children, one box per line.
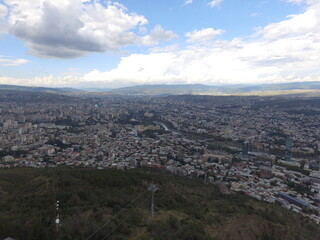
<box><xmin>80</xmin><ymin>1</ymin><xmax>320</xmax><ymax>87</ymax></box>
<box><xmin>150</xmin><ymin>25</ymin><xmax>178</xmax><ymax>41</ymax></box>
<box><xmin>185</xmin><ymin>28</ymin><xmax>224</xmax><ymax>43</ymax></box>
<box><xmin>139</xmin><ymin>27</ymin><xmax>148</xmax><ymax>34</ymax></box>
<box><xmin>140</xmin><ymin>25</ymin><xmax>178</xmax><ymax>46</ymax></box>
<box><xmin>184</xmin><ymin>0</ymin><xmax>193</xmax><ymax>5</ymax></box>
<box><xmin>208</xmin><ymin>0</ymin><xmax>223</xmax><ymax>8</ymax></box>
<box><xmin>3</xmin><ymin>0</ymin><xmax>148</xmax><ymax>58</ymax></box>
<box><xmin>81</xmin><ymin>35</ymin><xmax>320</xmax><ymax>87</ymax></box>
<box><xmin>257</xmin><ymin>6</ymin><xmax>319</xmax><ymax>40</ymax></box>
<box><xmin>2</xmin><ymin>0</ymin><xmax>320</xmax><ymax>87</ymax></box>
<box><xmin>0</xmin><ymin>56</ymin><xmax>28</xmax><ymax>66</ymax></box>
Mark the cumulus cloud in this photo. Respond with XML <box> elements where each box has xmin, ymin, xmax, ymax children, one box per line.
<box><xmin>184</xmin><ymin>0</ymin><xmax>193</xmax><ymax>5</ymax></box>
<box><xmin>4</xmin><ymin>0</ymin><xmax>148</xmax><ymax>58</ymax></box>
<box><xmin>208</xmin><ymin>0</ymin><xmax>223</xmax><ymax>8</ymax></box>
<box><xmin>185</xmin><ymin>28</ymin><xmax>224</xmax><ymax>43</ymax></box>
<box><xmin>139</xmin><ymin>25</ymin><xmax>178</xmax><ymax>46</ymax></box>
<box><xmin>81</xmin><ymin>43</ymin><xmax>273</xmax><ymax>86</ymax></box>
<box><xmin>0</xmin><ymin>56</ymin><xmax>28</xmax><ymax>66</ymax></box>
<box><xmin>80</xmin><ymin>0</ymin><xmax>320</xmax><ymax>86</ymax></box>
<box><xmin>257</xmin><ymin>6</ymin><xmax>319</xmax><ymax>40</ymax></box>
<box><xmin>2</xmin><ymin>0</ymin><xmax>320</xmax><ymax>87</ymax></box>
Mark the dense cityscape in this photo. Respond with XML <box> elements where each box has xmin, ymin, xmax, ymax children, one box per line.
<box><xmin>1</xmin><ymin>92</ymin><xmax>319</xmax><ymax>225</ymax></box>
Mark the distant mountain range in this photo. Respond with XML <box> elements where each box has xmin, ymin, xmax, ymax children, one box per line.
<box><xmin>109</xmin><ymin>81</ymin><xmax>320</xmax><ymax>96</ymax></box>
<box><xmin>0</xmin><ymin>84</ymin><xmax>81</xmax><ymax>93</ymax></box>
<box><xmin>2</xmin><ymin>81</ymin><xmax>320</xmax><ymax>96</ymax></box>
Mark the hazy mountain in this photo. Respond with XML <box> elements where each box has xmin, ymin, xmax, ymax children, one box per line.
<box><xmin>109</xmin><ymin>81</ymin><xmax>320</xmax><ymax>96</ymax></box>
<box><xmin>109</xmin><ymin>84</ymin><xmax>213</xmax><ymax>95</ymax></box>
<box><xmin>0</xmin><ymin>84</ymin><xmax>82</xmax><ymax>93</ymax></box>
<box><xmin>2</xmin><ymin>82</ymin><xmax>320</xmax><ymax>96</ymax></box>
<box><xmin>78</xmin><ymin>87</ymin><xmax>113</xmax><ymax>92</ymax></box>
<box><xmin>0</xmin><ymin>90</ymin><xmax>81</xmax><ymax>103</ymax></box>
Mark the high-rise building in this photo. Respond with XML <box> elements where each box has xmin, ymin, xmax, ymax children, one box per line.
<box><xmin>242</xmin><ymin>140</ymin><xmax>249</xmax><ymax>155</ymax></box>
<box><xmin>285</xmin><ymin>137</ymin><xmax>293</xmax><ymax>161</ymax></box>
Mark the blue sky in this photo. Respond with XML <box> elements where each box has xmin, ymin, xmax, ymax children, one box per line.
<box><xmin>0</xmin><ymin>0</ymin><xmax>319</xmax><ymax>88</ymax></box>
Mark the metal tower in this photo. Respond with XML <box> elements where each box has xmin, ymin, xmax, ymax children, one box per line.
<box><xmin>148</xmin><ymin>184</ymin><xmax>158</xmax><ymax>219</ymax></box>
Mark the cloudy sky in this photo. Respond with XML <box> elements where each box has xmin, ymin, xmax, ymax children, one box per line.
<box><xmin>0</xmin><ymin>0</ymin><xmax>319</xmax><ymax>88</ymax></box>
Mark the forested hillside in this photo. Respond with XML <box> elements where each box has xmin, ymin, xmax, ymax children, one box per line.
<box><xmin>0</xmin><ymin>168</ymin><xmax>319</xmax><ymax>240</ymax></box>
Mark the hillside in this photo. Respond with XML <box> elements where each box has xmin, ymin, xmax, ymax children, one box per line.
<box><xmin>0</xmin><ymin>168</ymin><xmax>319</xmax><ymax>240</ymax></box>
<box><xmin>109</xmin><ymin>84</ymin><xmax>213</xmax><ymax>95</ymax></box>
<box><xmin>0</xmin><ymin>90</ymin><xmax>81</xmax><ymax>103</ymax></box>
<box><xmin>2</xmin><ymin>82</ymin><xmax>320</xmax><ymax>96</ymax></box>
<box><xmin>0</xmin><ymin>84</ymin><xmax>81</xmax><ymax>94</ymax></box>
<box><xmin>109</xmin><ymin>82</ymin><xmax>320</xmax><ymax>96</ymax></box>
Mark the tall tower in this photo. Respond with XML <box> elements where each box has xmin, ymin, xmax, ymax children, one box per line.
<box><xmin>242</xmin><ymin>140</ymin><xmax>249</xmax><ymax>155</ymax></box>
<box><xmin>55</xmin><ymin>200</ymin><xmax>60</xmax><ymax>238</ymax></box>
<box><xmin>285</xmin><ymin>137</ymin><xmax>293</xmax><ymax>161</ymax></box>
<box><xmin>148</xmin><ymin>184</ymin><xmax>158</xmax><ymax>220</ymax></box>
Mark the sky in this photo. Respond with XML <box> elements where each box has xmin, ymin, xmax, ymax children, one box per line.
<box><xmin>0</xmin><ymin>0</ymin><xmax>319</xmax><ymax>89</ymax></box>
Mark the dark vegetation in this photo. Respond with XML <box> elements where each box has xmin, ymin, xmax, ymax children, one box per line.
<box><xmin>286</xmin><ymin>181</ymin><xmax>314</xmax><ymax>196</ymax></box>
<box><xmin>0</xmin><ymin>150</ymin><xmax>28</xmax><ymax>158</ymax></box>
<box><xmin>0</xmin><ymin>84</ymin><xmax>69</xmax><ymax>93</ymax></box>
<box><xmin>55</xmin><ymin>118</ymin><xmax>81</xmax><ymax>127</ymax></box>
<box><xmin>0</xmin><ymin>90</ymin><xmax>79</xmax><ymax>103</ymax></box>
<box><xmin>0</xmin><ymin>168</ymin><xmax>319</xmax><ymax>240</ymax></box>
<box><xmin>45</xmin><ymin>139</ymin><xmax>73</xmax><ymax>149</ymax></box>
<box><xmin>208</xmin><ymin>144</ymin><xmax>239</xmax><ymax>154</ymax></box>
<box><xmin>140</xmin><ymin>129</ymin><xmax>168</xmax><ymax>138</ymax></box>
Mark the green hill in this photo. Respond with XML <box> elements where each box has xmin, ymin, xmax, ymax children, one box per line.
<box><xmin>109</xmin><ymin>82</ymin><xmax>320</xmax><ymax>96</ymax></box>
<box><xmin>0</xmin><ymin>84</ymin><xmax>82</xmax><ymax>93</ymax></box>
<box><xmin>0</xmin><ymin>168</ymin><xmax>319</xmax><ymax>240</ymax></box>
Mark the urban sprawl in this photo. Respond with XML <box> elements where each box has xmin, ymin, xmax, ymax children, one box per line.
<box><xmin>1</xmin><ymin>93</ymin><xmax>320</xmax><ymax>223</ymax></box>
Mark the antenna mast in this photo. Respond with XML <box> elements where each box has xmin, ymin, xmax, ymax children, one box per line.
<box><xmin>55</xmin><ymin>200</ymin><xmax>60</xmax><ymax>239</ymax></box>
<box><xmin>148</xmin><ymin>184</ymin><xmax>158</xmax><ymax>220</ymax></box>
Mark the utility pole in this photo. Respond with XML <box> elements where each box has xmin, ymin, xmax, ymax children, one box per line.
<box><xmin>55</xmin><ymin>200</ymin><xmax>60</xmax><ymax>239</ymax></box>
<box><xmin>148</xmin><ymin>184</ymin><xmax>158</xmax><ymax>220</ymax></box>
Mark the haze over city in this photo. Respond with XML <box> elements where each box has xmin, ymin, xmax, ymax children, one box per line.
<box><xmin>0</xmin><ymin>0</ymin><xmax>320</xmax><ymax>88</ymax></box>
